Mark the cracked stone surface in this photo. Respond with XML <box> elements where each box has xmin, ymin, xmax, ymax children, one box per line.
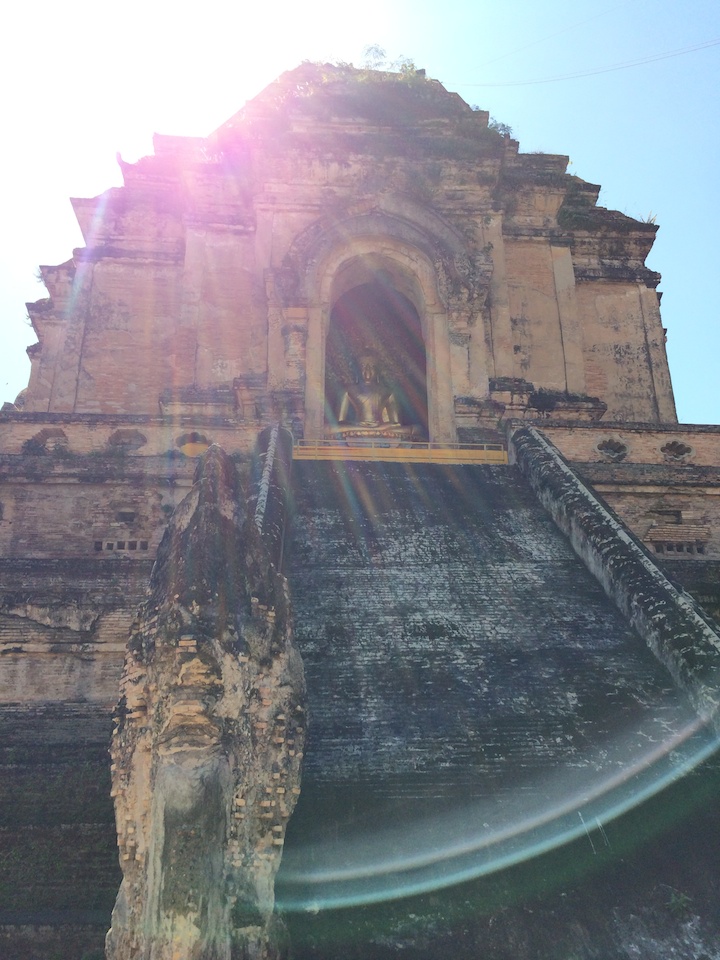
<box><xmin>106</xmin><ymin>446</ymin><xmax>305</xmax><ymax>960</ymax></box>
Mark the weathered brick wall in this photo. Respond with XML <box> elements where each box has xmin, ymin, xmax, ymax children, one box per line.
<box><xmin>0</xmin><ymin>452</ymin><xmax>211</xmax><ymax>560</ymax></box>
<box><xmin>0</xmin><ymin>479</ymin><xmax>169</xmax><ymax>560</ymax></box>
<box><xmin>0</xmin><ymin>559</ymin><xmax>153</xmax><ymax>705</ymax></box>
<box><xmin>0</xmin><ymin>413</ymin><xmax>261</xmax><ymax>457</ymax></box>
<box><xmin>0</xmin><ymin>703</ymin><xmax>119</xmax><ymax>959</ymax></box>
<box><xmin>575</xmin><ymin>283</ymin><xmax>673</xmax><ymax>422</ymax></box>
<box><xmin>503</xmin><ymin>240</ymin><xmax>568</xmax><ymax>391</ymax></box>
<box><xmin>660</xmin><ymin>558</ymin><xmax>720</xmax><ymax>626</ymax></box>
<box><xmin>540</xmin><ymin>421</ymin><xmax>720</xmax><ymax>467</ymax></box>
<box><xmin>533</xmin><ymin>423</ymin><xmax>720</xmax><ymax>615</ymax></box>
<box><xmin>510</xmin><ymin>426</ymin><xmax>720</xmax><ymax>724</ymax></box>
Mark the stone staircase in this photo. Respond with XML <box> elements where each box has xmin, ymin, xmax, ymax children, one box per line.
<box><xmin>279</xmin><ymin>459</ymin><xmax>709</xmax><ymax>920</ymax></box>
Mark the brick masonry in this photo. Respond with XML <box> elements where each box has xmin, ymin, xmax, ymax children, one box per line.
<box><xmin>280</xmin><ymin>460</ymin><xmax>712</xmax><ymax>918</ymax></box>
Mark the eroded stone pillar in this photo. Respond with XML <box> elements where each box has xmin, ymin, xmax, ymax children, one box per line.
<box><xmin>550</xmin><ymin>244</ymin><xmax>586</xmax><ymax>395</ymax></box>
<box><xmin>106</xmin><ymin>445</ymin><xmax>305</xmax><ymax>960</ymax></box>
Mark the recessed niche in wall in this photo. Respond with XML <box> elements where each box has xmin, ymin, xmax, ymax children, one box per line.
<box><xmin>596</xmin><ymin>438</ymin><xmax>628</xmax><ymax>462</ymax></box>
<box><xmin>176</xmin><ymin>432</ymin><xmax>211</xmax><ymax>457</ymax></box>
<box><xmin>94</xmin><ymin>539</ymin><xmax>150</xmax><ymax>554</ymax></box>
<box><xmin>108</xmin><ymin>429</ymin><xmax>147</xmax><ymax>451</ymax></box>
<box><xmin>661</xmin><ymin>440</ymin><xmax>693</xmax><ymax>462</ymax></box>
<box><xmin>23</xmin><ymin>427</ymin><xmax>68</xmax><ymax>454</ymax></box>
<box><xmin>652</xmin><ymin>541</ymin><xmax>706</xmax><ymax>556</ymax></box>
<box><xmin>651</xmin><ymin>509</ymin><xmax>682</xmax><ymax>525</ymax></box>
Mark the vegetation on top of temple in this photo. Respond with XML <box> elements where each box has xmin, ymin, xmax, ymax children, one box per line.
<box><xmin>212</xmin><ymin>57</ymin><xmax>511</xmax><ymax>165</ymax></box>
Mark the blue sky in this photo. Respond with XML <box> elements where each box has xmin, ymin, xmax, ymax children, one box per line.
<box><xmin>1</xmin><ymin>0</ymin><xmax>718</xmax><ymax>422</ymax></box>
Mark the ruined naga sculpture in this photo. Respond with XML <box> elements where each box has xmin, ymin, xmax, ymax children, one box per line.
<box><xmin>106</xmin><ymin>444</ymin><xmax>305</xmax><ymax>960</ymax></box>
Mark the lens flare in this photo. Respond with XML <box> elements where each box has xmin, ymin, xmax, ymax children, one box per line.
<box><xmin>278</xmin><ymin>713</ymin><xmax>717</xmax><ymax>910</ymax></box>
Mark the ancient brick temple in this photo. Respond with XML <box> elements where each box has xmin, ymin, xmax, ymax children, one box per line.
<box><xmin>1</xmin><ymin>63</ymin><xmax>720</xmax><ymax>959</ymax></box>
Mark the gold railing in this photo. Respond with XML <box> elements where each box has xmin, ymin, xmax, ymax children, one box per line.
<box><xmin>293</xmin><ymin>439</ymin><xmax>508</xmax><ymax>464</ymax></box>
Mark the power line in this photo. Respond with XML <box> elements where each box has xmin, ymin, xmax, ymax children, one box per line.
<box><xmin>479</xmin><ymin>0</ymin><xmax>634</xmax><ymax>69</ymax></box>
<box><xmin>458</xmin><ymin>37</ymin><xmax>720</xmax><ymax>87</ymax></box>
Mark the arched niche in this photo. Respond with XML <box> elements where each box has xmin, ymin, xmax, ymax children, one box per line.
<box><xmin>325</xmin><ymin>272</ymin><xmax>428</xmax><ymax>435</ymax></box>
<box><xmin>303</xmin><ymin>240</ymin><xmax>455</xmax><ymax>443</ymax></box>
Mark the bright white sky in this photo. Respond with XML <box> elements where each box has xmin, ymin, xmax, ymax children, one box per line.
<box><xmin>1</xmin><ymin>0</ymin><xmax>718</xmax><ymax>422</ymax></box>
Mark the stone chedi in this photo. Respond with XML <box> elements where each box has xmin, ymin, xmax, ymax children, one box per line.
<box><xmin>2</xmin><ymin>61</ymin><xmax>720</xmax><ymax>960</ymax></box>
<box><xmin>16</xmin><ymin>62</ymin><xmax>674</xmax><ymax>439</ymax></box>
<box><xmin>106</xmin><ymin>445</ymin><xmax>305</xmax><ymax>960</ymax></box>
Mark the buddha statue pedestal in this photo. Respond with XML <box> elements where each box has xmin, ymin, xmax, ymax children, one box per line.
<box><xmin>326</xmin><ymin>424</ymin><xmax>422</xmax><ymax>446</ymax></box>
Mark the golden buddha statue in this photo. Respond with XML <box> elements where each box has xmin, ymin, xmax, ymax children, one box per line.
<box><xmin>331</xmin><ymin>354</ymin><xmax>419</xmax><ymax>441</ymax></box>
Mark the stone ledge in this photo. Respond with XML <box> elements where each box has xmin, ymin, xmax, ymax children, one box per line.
<box><xmin>538</xmin><ymin>420</ymin><xmax>720</xmax><ymax>435</ymax></box>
